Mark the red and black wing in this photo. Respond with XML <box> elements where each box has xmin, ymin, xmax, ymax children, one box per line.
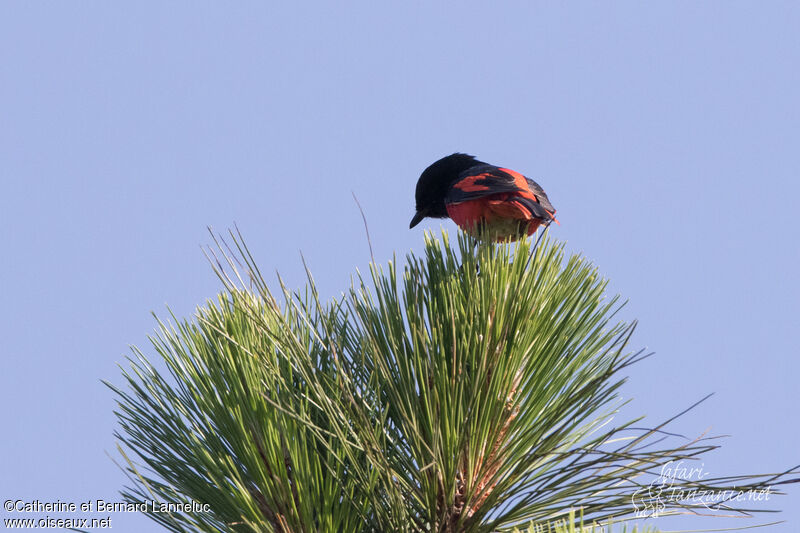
<box><xmin>445</xmin><ymin>164</ymin><xmax>556</xmax><ymax>222</ymax></box>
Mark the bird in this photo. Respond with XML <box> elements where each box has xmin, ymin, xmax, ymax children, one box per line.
<box><xmin>410</xmin><ymin>153</ymin><xmax>557</xmax><ymax>242</ymax></box>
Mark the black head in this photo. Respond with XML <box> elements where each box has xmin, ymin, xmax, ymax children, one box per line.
<box><xmin>410</xmin><ymin>153</ymin><xmax>484</xmax><ymax>228</ymax></box>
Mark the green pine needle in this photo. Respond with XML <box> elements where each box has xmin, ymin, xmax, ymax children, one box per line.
<box><xmin>106</xmin><ymin>229</ymin><xmax>798</xmax><ymax>532</ymax></box>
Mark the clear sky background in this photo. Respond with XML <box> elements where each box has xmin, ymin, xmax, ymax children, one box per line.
<box><xmin>1</xmin><ymin>2</ymin><xmax>798</xmax><ymax>531</ymax></box>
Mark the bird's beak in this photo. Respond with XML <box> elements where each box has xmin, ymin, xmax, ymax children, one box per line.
<box><xmin>409</xmin><ymin>209</ymin><xmax>427</xmax><ymax>229</ymax></box>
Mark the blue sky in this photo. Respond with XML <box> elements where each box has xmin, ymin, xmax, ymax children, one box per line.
<box><xmin>1</xmin><ymin>2</ymin><xmax>798</xmax><ymax>531</ymax></box>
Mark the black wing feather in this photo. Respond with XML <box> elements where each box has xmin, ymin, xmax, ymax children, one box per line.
<box><xmin>446</xmin><ymin>165</ymin><xmax>556</xmax><ymax>221</ymax></box>
<box><xmin>525</xmin><ymin>178</ymin><xmax>555</xmax><ymax>214</ymax></box>
<box><xmin>445</xmin><ymin>165</ymin><xmax>526</xmax><ymax>203</ymax></box>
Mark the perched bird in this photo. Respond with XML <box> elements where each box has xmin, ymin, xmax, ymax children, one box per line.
<box><xmin>410</xmin><ymin>153</ymin><xmax>557</xmax><ymax>242</ymax></box>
